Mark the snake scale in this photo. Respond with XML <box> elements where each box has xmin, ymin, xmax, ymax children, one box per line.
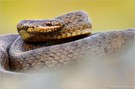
<box><xmin>0</xmin><ymin>10</ymin><xmax>135</xmax><ymax>74</ymax></box>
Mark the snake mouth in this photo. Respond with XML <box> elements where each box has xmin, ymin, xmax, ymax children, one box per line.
<box><xmin>17</xmin><ymin>19</ymin><xmax>64</xmax><ymax>33</ymax></box>
<box><xmin>26</xmin><ymin>25</ymin><xmax>62</xmax><ymax>33</ymax></box>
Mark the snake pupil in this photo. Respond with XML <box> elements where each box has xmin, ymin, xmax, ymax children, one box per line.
<box><xmin>46</xmin><ymin>22</ymin><xmax>52</xmax><ymax>26</ymax></box>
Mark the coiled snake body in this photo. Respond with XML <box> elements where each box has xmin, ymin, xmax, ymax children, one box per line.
<box><xmin>0</xmin><ymin>10</ymin><xmax>134</xmax><ymax>74</ymax></box>
<box><xmin>0</xmin><ymin>11</ymin><xmax>92</xmax><ymax>72</ymax></box>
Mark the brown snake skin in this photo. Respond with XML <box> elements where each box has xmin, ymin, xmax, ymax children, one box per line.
<box><xmin>0</xmin><ymin>10</ymin><xmax>135</xmax><ymax>74</ymax></box>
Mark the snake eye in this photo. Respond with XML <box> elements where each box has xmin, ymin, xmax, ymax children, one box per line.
<box><xmin>46</xmin><ymin>22</ymin><xmax>52</xmax><ymax>26</ymax></box>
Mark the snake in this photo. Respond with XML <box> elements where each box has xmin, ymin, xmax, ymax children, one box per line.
<box><xmin>0</xmin><ymin>10</ymin><xmax>135</xmax><ymax>74</ymax></box>
<box><xmin>0</xmin><ymin>10</ymin><xmax>92</xmax><ymax>73</ymax></box>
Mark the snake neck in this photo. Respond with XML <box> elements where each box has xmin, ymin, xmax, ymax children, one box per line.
<box><xmin>22</xmin><ymin>33</ymin><xmax>91</xmax><ymax>51</ymax></box>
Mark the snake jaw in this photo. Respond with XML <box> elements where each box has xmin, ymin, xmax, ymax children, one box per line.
<box><xmin>18</xmin><ymin>30</ymin><xmax>32</xmax><ymax>40</ymax></box>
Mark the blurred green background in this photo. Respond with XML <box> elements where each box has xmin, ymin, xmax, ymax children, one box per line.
<box><xmin>0</xmin><ymin>0</ymin><xmax>135</xmax><ymax>34</ymax></box>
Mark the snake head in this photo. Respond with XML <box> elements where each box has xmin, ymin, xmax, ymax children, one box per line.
<box><xmin>17</xmin><ymin>19</ymin><xmax>64</xmax><ymax>42</ymax></box>
<box><xmin>17</xmin><ymin>19</ymin><xmax>64</xmax><ymax>33</ymax></box>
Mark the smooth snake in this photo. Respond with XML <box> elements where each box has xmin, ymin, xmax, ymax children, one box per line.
<box><xmin>0</xmin><ymin>10</ymin><xmax>134</xmax><ymax>74</ymax></box>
